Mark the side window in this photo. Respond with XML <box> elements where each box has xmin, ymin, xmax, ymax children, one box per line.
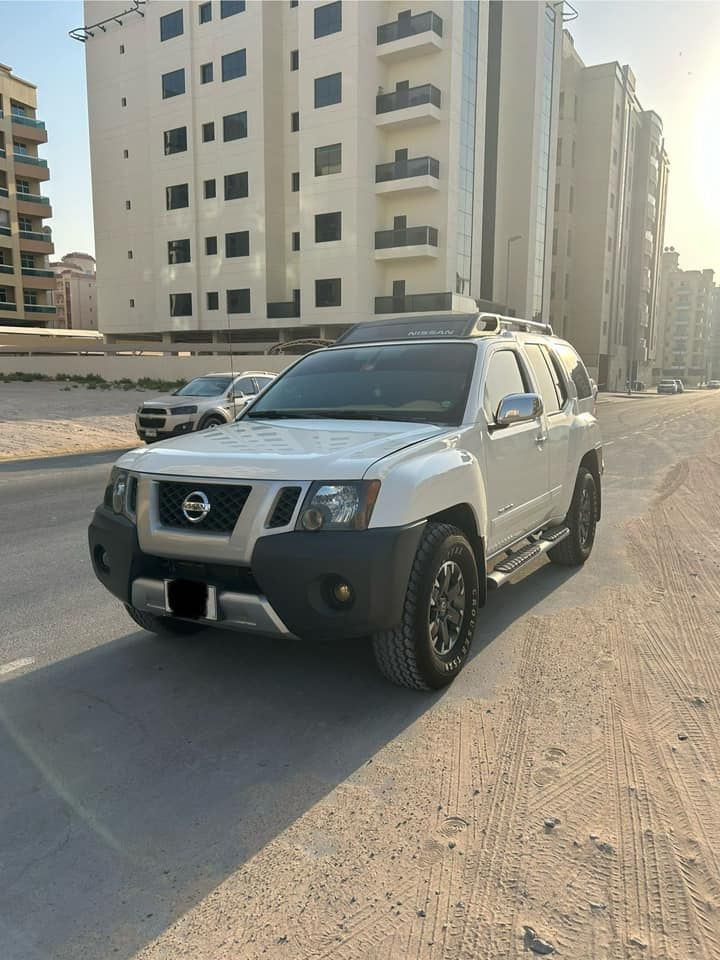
<box><xmin>524</xmin><ymin>343</ymin><xmax>561</xmax><ymax>414</ymax></box>
<box><xmin>543</xmin><ymin>346</ymin><xmax>569</xmax><ymax>405</ymax></box>
<box><xmin>554</xmin><ymin>344</ymin><xmax>592</xmax><ymax>399</ymax></box>
<box><xmin>255</xmin><ymin>376</ymin><xmax>273</xmax><ymax>390</ymax></box>
<box><xmin>484</xmin><ymin>350</ymin><xmax>527</xmax><ymax>421</ymax></box>
<box><xmin>235</xmin><ymin>377</ymin><xmax>256</xmax><ymax>395</ymax></box>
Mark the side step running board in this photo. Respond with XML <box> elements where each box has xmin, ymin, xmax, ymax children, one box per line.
<box><xmin>487</xmin><ymin>526</ymin><xmax>570</xmax><ymax>590</ymax></box>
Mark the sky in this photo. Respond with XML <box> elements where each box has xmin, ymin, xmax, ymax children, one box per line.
<box><xmin>0</xmin><ymin>0</ymin><xmax>718</xmax><ymax>275</ymax></box>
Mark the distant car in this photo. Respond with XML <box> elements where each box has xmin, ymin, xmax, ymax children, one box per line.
<box><xmin>674</xmin><ymin>379</ymin><xmax>685</xmax><ymax>393</ymax></box>
<box><xmin>135</xmin><ymin>371</ymin><xmax>276</xmax><ymax>442</ymax></box>
<box><xmin>707</xmin><ymin>380</ymin><xmax>720</xmax><ymax>390</ymax></box>
<box><xmin>657</xmin><ymin>380</ymin><xmax>678</xmax><ymax>395</ymax></box>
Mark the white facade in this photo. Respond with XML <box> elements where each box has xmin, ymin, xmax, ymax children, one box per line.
<box><xmin>81</xmin><ymin>0</ymin><xmax>560</xmax><ymax>344</ymax></box>
<box><xmin>51</xmin><ymin>252</ymin><xmax>98</xmax><ymax>329</ymax></box>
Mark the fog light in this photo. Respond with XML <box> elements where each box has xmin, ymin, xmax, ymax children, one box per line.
<box><xmin>94</xmin><ymin>544</ymin><xmax>110</xmax><ymax>573</ymax></box>
<box><xmin>333</xmin><ymin>582</ymin><xmax>353</xmax><ymax>604</ymax></box>
<box><xmin>301</xmin><ymin>507</ymin><xmax>325</xmax><ymax>531</ymax></box>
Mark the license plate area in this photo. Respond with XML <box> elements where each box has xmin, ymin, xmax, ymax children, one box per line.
<box><xmin>164</xmin><ymin>579</ymin><xmax>218</xmax><ymax>620</ymax></box>
<box><xmin>144</xmin><ymin>428</ymin><xmax>157</xmax><ymax>437</ymax></box>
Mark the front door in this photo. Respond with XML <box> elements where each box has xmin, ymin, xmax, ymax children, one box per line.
<box><xmin>480</xmin><ymin>347</ymin><xmax>551</xmax><ymax>554</ymax></box>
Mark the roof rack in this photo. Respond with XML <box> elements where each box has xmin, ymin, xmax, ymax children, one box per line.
<box><xmin>334</xmin><ymin>313</ymin><xmax>553</xmax><ymax>346</ymax></box>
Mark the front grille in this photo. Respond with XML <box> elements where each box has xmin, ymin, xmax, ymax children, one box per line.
<box><xmin>139</xmin><ymin>415</ymin><xmax>166</xmax><ymax>428</ymax></box>
<box><xmin>158</xmin><ymin>481</ymin><xmax>251</xmax><ymax>533</ymax></box>
<box><xmin>141</xmin><ymin>406</ymin><xmax>168</xmax><ymax>415</ymax></box>
<box><xmin>267</xmin><ymin>486</ymin><xmax>302</xmax><ymax>528</ymax></box>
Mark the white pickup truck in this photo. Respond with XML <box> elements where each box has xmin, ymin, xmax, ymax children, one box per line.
<box><xmin>89</xmin><ymin>314</ymin><xmax>602</xmax><ymax>690</ymax></box>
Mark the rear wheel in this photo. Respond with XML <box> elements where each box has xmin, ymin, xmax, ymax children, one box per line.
<box><xmin>372</xmin><ymin>522</ymin><xmax>479</xmax><ymax>691</ymax></box>
<box><xmin>548</xmin><ymin>467</ymin><xmax>597</xmax><ymax>566</ymax></box>
<box><xmin>124</xmin><ymin>603</ymin><xmax>202</xmax><ymax>637</ymax></box>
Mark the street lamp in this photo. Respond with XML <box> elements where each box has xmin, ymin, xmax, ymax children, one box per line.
<box><xmin>505</xmin><ymin>235</ymin><xmax>522</xmax><ymax>310</ymax></box>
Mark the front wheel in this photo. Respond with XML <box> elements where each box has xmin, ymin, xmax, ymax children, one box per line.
<box><xmin>549</xmin><ymin>467</ymin><xmax>597</xmax><ymax>566</ymax></box>
<box><xmin>372</xmin><ymin>522</ymin><xmax>479</xmax><ymax>691</ymax></box>
<box><xmin>198</xmin><ymin>415</ymin><xmax>225</xmax><ymax>431</ymax></box>
<box><xmin>124</xmin><ymin>603</ymin><xmax>203</xmax><ymax>637</ymax></box>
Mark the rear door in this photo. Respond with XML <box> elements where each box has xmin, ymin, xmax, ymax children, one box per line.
<box><xmin>231</xmin><ymin>375</ymin><xmax>257</xmax><ymax>415</ymax></box>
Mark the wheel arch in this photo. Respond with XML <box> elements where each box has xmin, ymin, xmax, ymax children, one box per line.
<box><xmin>579</xmin><ymin>448</ymin><xmax>602</xmax><ymax>520</ymax></box>
<box><xmin>428</xmin><ymin>503</ymin><xmax>487</xmax><ymax>608</ymax></box>
<box><xmin>197</xmin><ymin>408</ymin><xmax>231</xmax><ymax>430</ymax></box>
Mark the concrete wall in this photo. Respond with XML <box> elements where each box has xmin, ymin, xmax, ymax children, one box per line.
<box><xmin>0</xmin><ymin>354</ymin><xmax>292</xmax><ymax>380</ymax></box>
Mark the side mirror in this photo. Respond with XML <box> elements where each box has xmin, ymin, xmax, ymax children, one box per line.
<box><xmin>494</xmin><ymin>393</ymin><xmax>543</xmax><ymax>428</ymax></box>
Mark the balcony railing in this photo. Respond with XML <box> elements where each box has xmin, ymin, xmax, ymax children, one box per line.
<box><xmin>16</xmin><ymin>193</ymin><xmax>50</xmax><ymax>205</ymax></box>
<box><xmin>22</xmin><ymin>303</ymin><xmax>57</xmax><ymax>314</ymax></box>
<box><xmin>267</xmin><ymin>301</ymin><xmax>300</xmax><ymax>319</ymax></box>
<box><xmin>11</xmin><ymin>114</ymin><xmax>46</xmax><ymax>130</ymax></box>
<box><xmin>0</xmin><ymin>226</ymin><xmax>10</xmax><ymax>237</ymax></box>
<box><xmin>13</xmin><ymin>154</ymin><xmax>48</xmax><ymax>168</ymax></box>
<box><xmin>0</xmin><ymin>301</ymin><xmax>17</xmax><ymax>311</ymax></box>
<box><xmin>376</xmin><ymin>84</ymin><xmax>441</xmax><ymax>114</ymax></box>
<box><xmin>19</xmin><ymin>230</ymin><xmax>51</xmax><ymax>242</ymax></box>
<box><xmin>0</xmin><ymin>187</ymin><xmax>8</xmax><ymax>198</ymax></box>
<box><xmin>377</xmin><ymin>11</ymin><xmax>443</xmax><ymax>45</ymax></box>
<box><xmin>0</xmin><ymin>264</ymin><xmax>14</xmax><ymax>274</ymax></box>
<box><xmin>22</xmin><ymin>267</ymin><xmax>55</xmax><ymax>277</ymax></box>
<box><xmin>375</xmin><ymin>291</ymin><xmax>453</xmax><ymax>314</ymax></box>
<box><xmin>376</xmin><ymin>155</ymin><xmax>440</xmax><ymax>183</ymax></box>
<box><xmin>375</xmin><ymin>226</ymin><xmax>438</xmax><ymax>249</ymax></box>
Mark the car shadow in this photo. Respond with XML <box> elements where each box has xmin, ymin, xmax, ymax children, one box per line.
<box><xmin>0</xmin><ymin>561</ymin><xmax>575</xmax><ymax>960</ymax></box>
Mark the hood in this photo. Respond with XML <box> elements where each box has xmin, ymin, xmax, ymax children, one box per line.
<box><xmin>117</xmin><ymin>418</ymin><xmax>447</xmax><ymax>481</ymax></box>
<box><xmin>138</xmin><ymin>393</ymin><xmax>222</xmax><ymax>409</ymax></box>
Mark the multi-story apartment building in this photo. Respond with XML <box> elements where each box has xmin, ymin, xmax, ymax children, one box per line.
<box><xmin>78</xmin><ymin>0</ymin><xmax>562</xmax><ymax>347</ymax></box>
<box><xmin>656</xmin><ymin>248</ymin><xmax>714</xmax><ymax>384</ymax></box>
<box><xmin>50</xmin><ymin>252</ymin><xmax>98</xmax><ymax>329</ymax></box>
<box><xmin>550</xmin><ymin>32</ymin><xmax>668</xmax><ymax>391</ymax></box>
<box><xmin>710</xmin><ymin>284</ymin><xmax>720</xmax><ymax>382</ymax></box>
<box><xmin>0</xmin><ymin>63</ymin><xmax>56</xmax><ymax>327</ymax></box>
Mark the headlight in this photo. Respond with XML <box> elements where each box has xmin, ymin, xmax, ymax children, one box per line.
<box><xmin>171</xmin><ymin>404</ymin><xmax>198</xmax><ymax>415</ymax></box>
<box><xmin>297</xmin><ymin>481</ymin><xmax>380</xmax><ymax>532</ymax></box>
<box><xmin>104</xmin><ymin>467</ymin><xmax>136</xmax><ymax>519</ymax></box>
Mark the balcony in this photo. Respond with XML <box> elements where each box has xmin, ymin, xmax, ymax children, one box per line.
<box><xmin>376</xmin><ymin>84</ymin><xmax>441</xmax><ymax>129</ymax></box>
<box><xmin>11</xmin><ymin>114</ymin><xmax>48</xmax><ymax>143</ymax></box>
<box><xmin>375</xmin><ymin>291</ymin><xmax>453</xmax><ymax>314</ymax></box>
<box><xmin>377</xmin><ymin>11</ymin><xmax>443</xmax><ymax>61</ymax></box>
<box><xmin>375</xmin><ymin>155</ymin><xmax>440</xmax><ymax>195</ymax></box>
<box><xmin>0</xmin><ymin>263</ymin><xmax>13</xmax><ymax>274</ymax></box>
<box><xmin>18</xmin><ymin>229</ymin><xmax>54</xmax><ymax>254</ymax></box>
<box><xmin>17</xmin><ymin>193</ymin><xmax>52</xmax><ymax>218</ymax></box>
<box><xmin>374</xmin><ymin>225</ymin><xmax>439</xmax><ymax>261</ymax></box>
<box><xmin>22</xmin><ymin>269</ymin><xmax>55</xmax><ymax>290</ymax></box>
<box><xmin>0</xmin><ymin>187</ymin><xmax>7</xmax><ymax>199</ymax></box>
<box><xmin>13</xmin><ymin>154</ymin><xmax>50</xmax><ymax>181</ymax></box>
<box><xmin>267</xmin><ymin>301</ymin><xmax>300</xmax><ymax>319</ymax></box>
<box><xmin>0</xmin><ymin>226</ymin><xmax>10</xmax><ymax>237</ymax></box>
<box><xmin>22</xmin><ymin>267</ymin><xmax>54</xmax><ymax>278</ymax></box>
<box><xmin>0</xmin><ymin>301</ymin><xmax>17</xmax><ymax>312</ymax></box>
<box><xmin>22</xmin><ymin>303</ymin><xmax>57</xmax><ymax>315</ymax></box>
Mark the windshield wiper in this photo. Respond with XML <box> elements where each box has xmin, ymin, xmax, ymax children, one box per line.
<box><xmin>246</xmin><ymin>409</ymin><xmax>318</xmax><ymax>419</ymax></box>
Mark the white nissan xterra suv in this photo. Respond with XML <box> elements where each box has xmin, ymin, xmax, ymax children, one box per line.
<box><xmin>89</xmin><ymin>314</ymin><xmax>602</xmax><ymax>691</ymax></box>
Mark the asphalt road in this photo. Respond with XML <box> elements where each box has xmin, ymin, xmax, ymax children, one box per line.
<box><xmin>1</xmin><ymin>391</ymin><xmax>719</xmax><ymax>960</ymax></box>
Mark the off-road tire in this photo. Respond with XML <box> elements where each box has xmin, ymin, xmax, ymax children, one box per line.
<box><xmin>548</xmin><ymin>467</ymin><xmax>597</xmax><ymax>566</ymax></box>
<box><xmin>198</xmin><ymin>415</ymin><xmax>225</xmax><ymax>431</ymax></box>
<box><xmin>124</xmin><ymin>603</ymin><xmax>202</xmax><ymax>636</ymax></box>
<box><xmin>372</xmin><ymin>522</ymin><xmax>479</xmax><ymax>691</ymax></box>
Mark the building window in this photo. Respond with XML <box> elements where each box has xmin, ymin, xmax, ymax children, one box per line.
<box><xmin>204</xmin><ymin>179</ymin><xmax>216</xmax><ymax>199</ymax></box>
<box><xmin>16</xmin><ymin>179</ymin><xmax>30</xmax><ymax>194</ymax></box>
<box><xmin>160</xmin><ymin>9</ymin><xmax>183</xmax><ymax>41</ymax></box>
<box><xmin>166</xmin><ymin>183</ymin><xmax>189</xmax><ymax>209</ymax></box>
<box><xmin>314</xmin><ymin>72</ymin><xmax>341</xmax><ymax>108</ymax></box>
<box><xmin>290</xmin><ymin>49</ymin><xmax>299</xmax><ymax>71</ymax></box>
<box><xmin>161</xmin><ymin>68</ymin><xmax>185</xmax><ymax>99</ymax></box>
<box><xmin>314</xmin><ymin>1</ymin><xmax>342</xmax><ymax>38</ymax></box>
<box><xmin>224</xmin><ymin>172</ymin><xmax>248</xmax><ymax>200</ymax></box>
<box><xmin>222</xmin><ymin>49</ymin><xmax>246</xmax><ymax>82</ymax></box>
<box><xmin>558</xmin><ymin>91</ymin><xmax>564</xmax><ymax>118</ymax></box>
<box><xmin>554</xmin><ymin>183</ymin><xmax>559</xmax><ymax>211</ymax></box>
<box><xmin>607</xmin><ymin>236</ymin><xmax>613</xmax><ymax>253</ymax></box>
<box><xmin>291</xmin><ymin>111</ymin><xmax>299</xmax><ymax>132</ymax></box>
<box><xmin>571</xmin><ymin>140</ymin><xmax>576</xmax><ymax>168</ymax></box>
<box><xmin>125</xmin><ymin>200</ymin><xmax>132</xmax><ymax>210</ymax></box>
<box><xmin>567</xmin><ymin>229</ymin><xmax>572</xmax><ymax>256</ymax></box>
<box><xmin>21</xmin><ymin>253</ymin><xmax>34</xmax><ymax>268</ymax></box>
<box><xmin>615</xmin><ymin>103</ymin><xmax>620</xmax><ymax>122</ymax></box>
<box><xmin>205</xmin><ymin>236</ymin><xmax>218</xmax><ymax>255</ymax></box>
<box><xmin>227</xmin><ymin>288</ymin><xmax>251</xmax><ymax>313</ymax></box>
<box><xmin>170</xmin><ymin>293</ymin><xmax>192</xmax><ymax>316</ymax></box>
<box><xmin>120</xmin><ymin>44</ymin><xmax>125</xmax><ymax>54</ymax></box>
<box><xmin>129</xmin><ymin>299</ymin><xmax>135</xmax><ymax>308</ymax></box>
<box><xmin>292</xmin><ymin>231</ymin><xmax>300</xmax><ymax>251</ymax></box>
<box><xmin>315</xmin><ymin>212</ymin><xmax>341</xmax><ymax>242</ymax></box>
<box><xmin>121</xmin><ymin>97</ymin><xmax>127</xmax><ymax>107</ymax></box>
<box><xmin>552</xmin><ymin>227</ymin><xmax>557</xmax><ymax>256</ymax></box>
<box><xmin>564</xmin><ymin>273</ymin><xmax>569</xmax><ymax>298</ymax></box>
<box><xmin>163</xmin><ymin>126</ymin><xmax>187</xmax><ymax>155</ymax></box>
<box><xmin>199</xmin><ymin>2</ymin><xmax>212</xmax><ymax>23</ymax></box>
<box><xmin>168</xmin><ymin>239</ymin><xmax>191</xmax><ymax>264</ymax></box>
<box><xmin>207</xmin><ymin>291</ymin><xmax>219</xmax><ymax>310</ymax></box>
<box><xmin>612</xmin><ymin>147</ymin><xmax>618</xmax><ymax>166</ymax></box>
<box><xmin>291</xmin><ymin>171</ymin><xmax>300</xmax><ymax>192</ymax></box>
<box><xmin>123</xmin><ymin>149</ymin><xmax>129</xmax><ymax>158</ymax></box>
<box><xmin>223</xmin><ymin>111</ymin><xmax>247</xmax><ymax>141</ymax></box>
<box><xmin>610</xmin><ymin>192</ymin><xmax>615</xmax><ymax>209</ymax></box>
<box><xmin>315</xmin><ymin>278</ymin><xmax>341</xmax><ymax>307</ymax></box>
<box><xmin>556</xmin><ymin>138</ymin><xmax>562</xmax><ymax>165</ymax></box>
<box><xmin>225</xmin><ymin>231</ymin><xmax>250</xmax><ymax>257</ymax></box>
<box><xmin>569</xmin><ymin>186</ymin><xmax>574</xmax><ymax>212</ymax></box>
<box><xmin>18</xmin><ymin>216</ymin><xmax>32</xmax><ymax>231</ymax></box>
<box><xmin>127</xmin><ymin>250</ymin><xmax>133</xmax><ymax>259</ymax></box>
<box><xmin>202</xmin><ymin>121</ymin><xmax>215</xmax><ymax>142</ymax></box>
<box><xmin>551</xmin><ymin>272</ymin><xmax>556</xmax><ymax>297</ymax></box>
<box><xmin>315</xmin><ymin>143</ymin><xmax>341</xmax><ymax>176</ymax></box>
<box><xmin>220</xmin><ymin>0</ymin><xmax>245</xmax><ymax>17</ymax></box>
<box><xmin>201</xmin><ymin>62</ymin><xmax>214</xmax><ymax>84</ymax></box>
<box><xmin>290</xmin><ymin>0</ymin><xmax>298</xmax><ymax>6</ymax></box>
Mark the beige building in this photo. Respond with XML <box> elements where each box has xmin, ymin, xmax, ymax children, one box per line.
<box><xmin>656</xmin><ymin>249</ymin><xmax>714</xmax><ymax>384</ymax></box>
<box><xmin>550</xmin><ymin>33</ymin><xmax>669</xmax><ymax>391</ymax></box>
<box><xmin>78</xmin><ymin>0</ymin><xmax>562</xmax><ymax>346</ymax></box>
<box><xmin>50</xmin><ymin>252</ymin><xmax>98</xmax><ymax>329</ymax></box>
<box><xmin>0</xmin><ymin>63</ymin><xmax>56</xmax><ymax>326</ymax></box>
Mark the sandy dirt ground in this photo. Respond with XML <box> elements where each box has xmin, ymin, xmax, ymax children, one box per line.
<box><xmin>0</xmin><ymin>381</ymin><xmax>141</xmax><ymax>460</ymax></box>
<box><xmin>132</xmin><ymin>423</ymin><xmax>720</xmax><ymax>959</ymax></box>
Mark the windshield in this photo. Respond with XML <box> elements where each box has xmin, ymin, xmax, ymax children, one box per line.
<box><xmin>247</xmin><ymin>343</ymin><xmax>476</xmax><ymax>425</ymax></box>
<box><xmin>174</xmin><ymin>377</ymin><xmax>232</xmax><ymax>397</ymax></box>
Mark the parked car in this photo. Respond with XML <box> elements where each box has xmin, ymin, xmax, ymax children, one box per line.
<box><xmin>135</xmin><ymin>371</ymin><xmax>276</xmax><ymax>442</ymax></box>
<box><xmin>674</xmin><ymin>379</ymin><xmax>685</xmax><ymax>393</ymax></box>
<box><xmin>707</xmin><ymin>380</ymin><xmax>720</xmax><ymax>390</ymax></box>
<box><xmin>90</xmin><ymin>313</ymin><xmax>602</xmax><ymax>691</ymax></box>
<box><xmin>657</xmin><ymin>380</ymin><xmax>678</xmax><ymax>394</ymax></box>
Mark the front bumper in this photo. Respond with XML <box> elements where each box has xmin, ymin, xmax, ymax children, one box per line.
<box><xmin>88</xmin><ymin>505</ymin><xmax>425</xmax><ymax>640</ymax></box>
<box><xmin>135</xmin><ymin>416</ymin><xmax>196</xmax><ymax>442</ymax></box>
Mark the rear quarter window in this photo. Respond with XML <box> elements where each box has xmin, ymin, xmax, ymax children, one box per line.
<box><xmin>553</xmin><ymin>344</ymin><xmax>592</xmax><ymax>400</ymax></box>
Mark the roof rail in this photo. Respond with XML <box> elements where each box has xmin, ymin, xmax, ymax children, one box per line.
<box><xmin>69</xmin><ymin>0</ymin><xmax>146</xmax><ymax>42</ymax></box>
<box><xmin>479</xmin><ymin>313</ymin><xmax>554</xmax><ymax>336</ymax></box>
